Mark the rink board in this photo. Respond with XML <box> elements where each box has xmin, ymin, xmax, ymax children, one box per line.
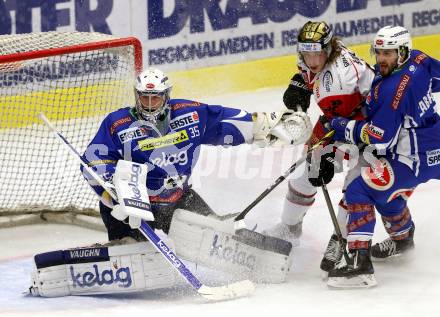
<box><xmin>170</xmin><ymin>33</ymin><xmax>440</xmax><ymax>99</ymax></box>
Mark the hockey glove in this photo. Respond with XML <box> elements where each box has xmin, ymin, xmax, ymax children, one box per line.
<box><xmin>283</xmin><ymin>73</ymin><xmax>313</xmax><ymax>112</ymax></box>
<box><xmin>307</xmin><ymin>151</ymin><xmax>342</xmax><ymax>187</ymax></box>
<box><xmin>253</xmin><ymin>110</ymin><xmax>312</xmax><ymax>146</ymax></box>
<box><xmin>330</xmin><ymin>117</ymin><xmax>359</xmax><ymax>143</ymax></box>
<box><xmin>330</xmin><ymin>117</ymin><xmax>349</xmax><ymax>141</ymax></box>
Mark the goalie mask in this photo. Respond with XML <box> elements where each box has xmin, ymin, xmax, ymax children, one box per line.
<box><xmin>134</xmin><ymin>68</ymin><xmax>172</xmax><ymax>123</ymax></box>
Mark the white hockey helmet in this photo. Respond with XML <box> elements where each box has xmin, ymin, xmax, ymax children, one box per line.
<box><xmin>372</xmin><ymin>25</ymin><xmax>412</xmax><ymax>67</ymax></box>
<box><xmin>134</xmin><ymin>68</ymin><xmax>172</xmax><ymax>122</ymax></box>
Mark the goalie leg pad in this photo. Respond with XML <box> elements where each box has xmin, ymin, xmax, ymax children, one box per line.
<box><xmin>30</xmin><ymin>242</ymin><xmax>176</xmax><ymax>297</ymax></box>
<box><xmin>168</xmin><ymin>209</ymin><xmax>293</xmax><ymax>283</ymax></box>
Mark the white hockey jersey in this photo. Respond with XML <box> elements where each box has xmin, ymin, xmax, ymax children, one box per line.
<box><xmin>299</xmin><ymin>45</ymin><xmax>375</xmax><ymax>120</ymax></box>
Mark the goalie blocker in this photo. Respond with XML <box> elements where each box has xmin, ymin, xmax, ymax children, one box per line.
<box><xmin>169</xmin><ymin>209</ymin><xmax>293</xmax><ymax>283</ymax></box>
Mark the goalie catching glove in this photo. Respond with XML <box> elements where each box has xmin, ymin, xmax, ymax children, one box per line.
<box><xmin>253</xmin><ymin>110</ymin><xmax>312</xmax><ymax>146</ymax></box>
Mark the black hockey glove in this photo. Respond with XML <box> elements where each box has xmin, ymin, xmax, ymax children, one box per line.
<box><xmin>308</xmin><ymin>151</ymin><xmax>341</xmax><ymax>187</ymax></box>
<box><xmin>283</xmin><ymin>73</ymin><xmax>313</xmax><ymax>112</ymax></box>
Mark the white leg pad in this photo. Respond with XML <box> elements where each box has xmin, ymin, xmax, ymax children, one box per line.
<box><xmin>168</xmin><ymin>209</ymin><xmax>293</xmax><ymax>283</ymax></box>
<box><xmin>30</xmin><ymin>242</ymin><xmax>176</xmax><ymax>297</ymax></box>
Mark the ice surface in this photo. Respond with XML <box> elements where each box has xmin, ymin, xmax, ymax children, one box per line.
<box><xmin>1</xmin><ymin>88</ymin><xmax>440</xmax><ymax>317</ymax></box>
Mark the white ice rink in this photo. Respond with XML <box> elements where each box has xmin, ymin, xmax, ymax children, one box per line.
<box><xmin>2</xmin><ymin>88</ymin><xmax>440</xmax><ymax>317</ymax></box>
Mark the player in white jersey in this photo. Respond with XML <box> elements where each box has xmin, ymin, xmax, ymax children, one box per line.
<box><xmin>264</xmin><ymin>21</ymin><xmax>375</xmax><ymax>272</ymax></box>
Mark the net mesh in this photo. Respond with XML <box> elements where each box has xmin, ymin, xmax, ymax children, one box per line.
<box><xmin>0</xmin><ymin>32</ymin><xmax>140</xmax><ymax>228</ymax></box>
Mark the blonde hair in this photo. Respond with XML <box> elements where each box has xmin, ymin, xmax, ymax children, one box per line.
<box><xmin>327</xmin><ymin>37</ymin><xmax>343</xmax><ymax>64</ymax></box>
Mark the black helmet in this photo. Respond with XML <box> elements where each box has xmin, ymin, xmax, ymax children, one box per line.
<box><xmin>297</xmin><ymin>21</ymin><xmax>333</xmax><ymax>55</ymax></box>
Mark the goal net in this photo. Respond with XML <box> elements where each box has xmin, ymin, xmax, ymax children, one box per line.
<box><xmin>0</xmin><ymin>32</ymin><xmax>142</xmax><ymax>230</ymax></box>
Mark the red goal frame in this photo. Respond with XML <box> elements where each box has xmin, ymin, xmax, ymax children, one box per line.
<box><xmin>0</xmin><ymin>36</ymin><xmax>143</xmax><ymax>74</ymax></box>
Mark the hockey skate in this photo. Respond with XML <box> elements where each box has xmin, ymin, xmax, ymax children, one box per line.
<box><xmin>327</xmin><ymin>248</ymin><xmax>377</xmax><ymax>289</ymax></box>
<box><xmin>371</xmin><ymin>224</ymin><xmax>415</xmax><ymax>261</ymax></box>
<box><xmin>262</xmin><ymin>222</ymin><xmax>302</xmax><ymax>247</ymax></box>
<box><xmin>320</xmin><ymin>234</ymin><xmax>346</xmax><ymax>272</ymax></box>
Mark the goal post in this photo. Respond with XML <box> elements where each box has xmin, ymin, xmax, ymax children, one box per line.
<box><xmin>0</xmin><ymin>32</ymin><xmax>142</xmax><ymax>230</ymax></box>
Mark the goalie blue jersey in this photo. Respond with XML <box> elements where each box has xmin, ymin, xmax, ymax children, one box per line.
<box><xmin>82</xmin><ymin>99</ymin><xmax>253</xmax><ymax>207</ymax></box>
<box><xmin>349</xmin><ymin>50</ymin><xmax>440</xmax><ymax>176</ymax></box>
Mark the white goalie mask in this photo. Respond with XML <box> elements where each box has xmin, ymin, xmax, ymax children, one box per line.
<box><xmin>372</xmin><ymin>25</ymin><xmax>412</xmax><ymax>67</ymax></box>
<box><xmin>134</xmin><ymin>68</ymin><xmax>172</xmax><ymax>122</ymax></box>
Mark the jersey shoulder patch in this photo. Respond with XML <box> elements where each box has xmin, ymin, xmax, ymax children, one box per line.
<box><xmin>412</xmin><ymin>50</ymin><xmax>428</xmax><ymax>65</ymax></box>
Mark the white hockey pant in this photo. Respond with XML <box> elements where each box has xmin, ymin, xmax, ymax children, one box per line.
<box><xmin>282</xmin><ymin>159</ymin><xmax>348</xmax><ymax>237</ymax></box>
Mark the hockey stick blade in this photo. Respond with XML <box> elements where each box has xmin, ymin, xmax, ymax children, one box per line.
<box><xmin>138</xmin><ymin>222</ymin><xmax>255</xmax><ymax>301</ymax></box>
<box><xmin>198</xmin><ymin>280</ymin><xmax>255</xmax><ymax>301</ymax></box>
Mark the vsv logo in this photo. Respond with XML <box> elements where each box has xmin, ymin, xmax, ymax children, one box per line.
<box><xmin>70</xmin><ymin>264</ymin><xmax>132</xmax><ymax>288</ymax></box>
<box><xmin>128</xmin><ymin>164</ymin><xmax>142</xmax><ymax>200</ymax></box>
<box><xmin>210</xmin><ymin>234</ymin><xmax>256</xmax><ymax>270</ymax></box>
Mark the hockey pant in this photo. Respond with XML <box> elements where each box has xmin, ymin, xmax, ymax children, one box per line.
<box><xmin>343</xmin><ymin>156</ymin><xmax>440</xmax><ymax>250</ymax></box>
<box><xmin>282</xmin><ymin>152</ymin><xmax>348</xmax><ymax>237</ymax></box>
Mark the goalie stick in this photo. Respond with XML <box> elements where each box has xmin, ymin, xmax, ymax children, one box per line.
<box><xmin>233</xmin><ymin>130</ymin><xmax>335</xmax><ymax>224</ymax></box>
<box><xmin>39</xmin><ymin>113</ymin><xmax>255</xmax><ymax>301</ymax></box>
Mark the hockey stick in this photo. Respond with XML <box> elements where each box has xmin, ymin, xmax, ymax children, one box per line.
<box><xmin>233</xmin><ymin>130</ymin><xmax>335</xmax><ymax>223</ymax></box>
<box><xmin>39</xmin><ymin>113</ymin><xmax>255</xmax><ymax>301</ymax></box>
<box><xmin>321</xmin><ymin>182</ymin><xmax>351</xmax><ymax>264</ymax></box>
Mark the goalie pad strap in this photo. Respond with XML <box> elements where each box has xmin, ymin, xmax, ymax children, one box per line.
<box><xmin>35</xmin><ymin>247</ymin><xmax>109</xmax><ymax>268</ymax></box>
<box><xmin>234</xmin><ymin>229</ymin><xmax>292</xmax><ymax>256</ymax></box>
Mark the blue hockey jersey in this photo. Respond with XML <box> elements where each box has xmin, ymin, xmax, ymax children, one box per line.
<box><xmin>346</xmin><ymin>50</ymin><xmax>440</xmax><ymax>175</ymax></box>
<box><xmin>82</xmin><ymin>99</ymin><xmax>254</xmax><ymax>208</ymax></box>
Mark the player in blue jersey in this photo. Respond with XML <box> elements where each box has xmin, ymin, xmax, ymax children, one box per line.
<box><xmin>29</xmin><ymin>68</ymin><xmax>312</xmax><ymax>297</ymax></box>
<box><xmin>82</xmin><ymin>67</ymin><xmax>311</xmax><ymax>243</ymax></box>
<box><xmin>325</xmin><ymin>26</ymin><xmax>440</xmax><ymax>288</ymax></box>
